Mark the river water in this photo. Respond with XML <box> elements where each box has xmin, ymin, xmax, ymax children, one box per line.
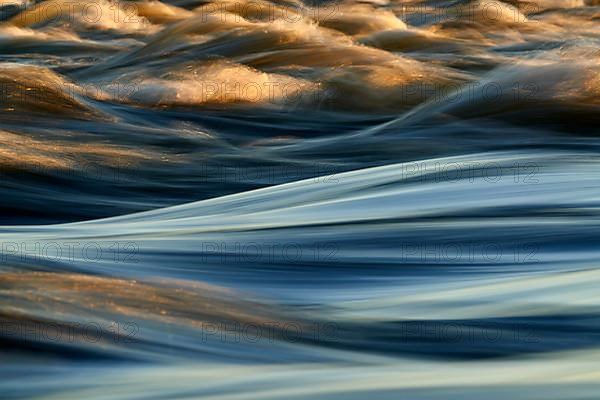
<box><xmin>1</xmin><ymin>1</ymin><xmax>600</xmax><ymax>399</ymax></box>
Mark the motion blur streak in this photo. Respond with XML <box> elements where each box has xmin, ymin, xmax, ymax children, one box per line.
<box><xmin>1</xmin><ymin>0</ymin><xmax>600</xmax><ymax>399</ymax></box>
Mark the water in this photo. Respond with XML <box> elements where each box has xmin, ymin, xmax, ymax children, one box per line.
<box><xmin>1</xmin><ymin>0</ymin><xmax>600</xmax><ymax>398</ymax></box>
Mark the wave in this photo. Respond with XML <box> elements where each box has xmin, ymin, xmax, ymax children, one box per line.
<box><xmin>2</xmin><ymin>0</ymin><xmax>600</xmax><ymax>398</ymax></box>
<box><xmin>2</xmin><ymin>151</ymin><xmax>600</xmax><ymax>397</ymax></box>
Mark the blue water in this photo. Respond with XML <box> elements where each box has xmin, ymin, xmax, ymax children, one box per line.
<box><xmin>1</xmin><ymin>0</ymin><xmax>600</xmax><ymax>398</ymax></box>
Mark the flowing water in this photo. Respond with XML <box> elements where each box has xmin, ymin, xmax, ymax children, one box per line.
<box><xmin>1</xmin><ymin>0</ymin><xmax>600</xmax><ymax>398</ymax></box>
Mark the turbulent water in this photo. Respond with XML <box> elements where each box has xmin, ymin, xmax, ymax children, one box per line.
<box><xmin>1</xmin><ymin>0</ymin><xmax>600</xmax><ymax>398</ymax></box>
